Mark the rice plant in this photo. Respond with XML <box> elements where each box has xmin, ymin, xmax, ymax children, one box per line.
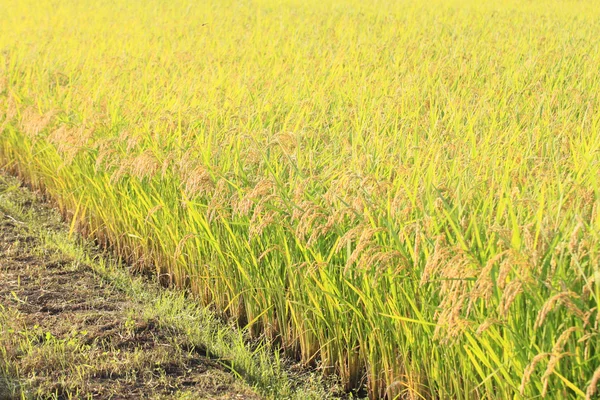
<box><xmin>1</xmin><ymin>0</ymin><xmax>599</xmax><ymax>398</ymax></box>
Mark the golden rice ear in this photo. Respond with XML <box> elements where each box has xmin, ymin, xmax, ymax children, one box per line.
<box><xmin>248</xmin><ymin>200</ymin><xmax>276</xmax><ymax>238</ymax></box>
<box><xmin>109</xmin><ymin>160</ymin><xmax>130</xmax><ymax>183</ymax></box>
<box><xmin>19</xmin><ymin>108</ymin><xmax>56</xmax><ymax>139</ymax></box>
<box><xmin>173</xmin><ymin>233</ymin><xmax>196</xmax><ymax>260</ymax></box>
<box><xmin>536</xmin><ymin>327</ymin><xmax>582</xmax><ymax>396</ymax></box>
<box><xmin>586</xmin><ymin>367</ymin><xmax>600</xmax><ymax>400</ymax></box>
<box><xmin>3</xmin><ymin>94</ymin><xmax>19</xmax><ymax>122</ymax></box>
<box><xmin>469</xmin><ymin>250</ymin><xmax>509</xmax><ymax>307</ymax></box>
<box><xmin>496</xmin><ymin>279</ymin><xmax>523</xmax><ymax>317</ymax></box>
<box><xmin>182</xmin><ymin>165</ymin><xmax>214</xmax><ymax>198</ymax></box>
<box><xmin>520</xmin><ymin>353</ymin><xmax>551</xmax><ymax>395</ymax></box>
<box><xmin>534</xmin><ymin>291</ymin><xmax>580</xmax><ymax>329</ymax></box>
<box><xmin>130</xmin><ymin>150</ymin><xmax>160</xmax><ymax>180</ymax></box>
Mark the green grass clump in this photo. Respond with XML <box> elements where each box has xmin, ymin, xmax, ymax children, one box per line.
<box><xmin>1</xmin><ymin>0</ymin><xmax>599</xmax><ymax>398</ymax></box>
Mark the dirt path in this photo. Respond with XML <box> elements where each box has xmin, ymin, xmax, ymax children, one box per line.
<box><xmin>0</xmin><ymin>179</ymin><xmax>260</xmax><ymax>399</ymax></box>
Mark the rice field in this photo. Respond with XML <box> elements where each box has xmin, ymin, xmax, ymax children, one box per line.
<box><xmin>1</xmin><ymin>0</ymin><xmax>599</xmax><ymax>398</ymax></box>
